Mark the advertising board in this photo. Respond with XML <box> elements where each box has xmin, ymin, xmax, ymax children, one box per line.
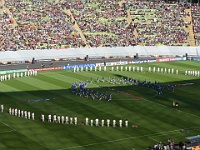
<box><xmin>0</xmin><ymin>69</ymin><xmax>27</xmax><ymax>74</ymax></box>
<box><xmin>156</xmin><ymin>57</ymin><xmax>186</xmax><ymax>62</ymax></box>
<box><xmin>30</xmin><ymin>67</ymin><xmax>62</xmax><ymax>72</ymax></box>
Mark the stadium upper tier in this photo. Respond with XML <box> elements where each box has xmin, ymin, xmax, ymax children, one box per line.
<box><xmin>0</xmin><ymin>0</ymin><xmax>199</xmax><ymax>51</ymax></box>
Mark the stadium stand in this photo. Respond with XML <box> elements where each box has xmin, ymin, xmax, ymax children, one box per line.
<box><xmin>128</xmin><ymin>0</ymin><xmax>190</xmax><ymax>46</ymax></box>
<box><xmin>70</xmin><ymin>0</ymin><xmax>137</xmax><ymax>47</ymax></box>
<box><xmin>1</xmin><ymin>0</ymin><xmax>85</xmax><ymax>51</ymax></box>
<box><xmin>191</xmin><ymin>4</ymin><xmax>200</xmax><ymax>46</ymax></box>
<box><xmin>183</xmin><ymin>7</ymin><xmax>196</xmax><ymax>46</ymax></box>
<box><xmin>0</xmin><ymin>0</ymin><xmax>199</xmax><ymax>51</ymax></box>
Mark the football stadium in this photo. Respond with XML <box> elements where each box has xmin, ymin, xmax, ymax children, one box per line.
<box><xmin>0</xmin><ymin>0</ymin><xmax>200</xmax><ymax>150</ymax></box>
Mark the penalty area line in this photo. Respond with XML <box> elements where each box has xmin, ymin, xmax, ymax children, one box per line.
<box><xmin>0</xmin><ymin>130</ymin><xmax>16</xmax><ymax>134</ymax></box>
<box><xmin>142</xmin><ymin>97</ymin><xmax>200</xmax><ymax>119</ymax></box>
<box><xmin>148</xmin><ymin>137</ymin><xmax>159</xmax><ymax>142</ymax></box>
<box><xmin>176</xmin><ymin>109</ymin><xmax>200</xmax><ymax>119</ymax></box>
<box><xmin>115</xmin><ymin>99</ymin><xmax>142</xmax><ymax>101</ymax></box>
<box><xmin>0</xmin><ymin>121</ymin><xmax>16</xmax><ymax>131</ymax></box>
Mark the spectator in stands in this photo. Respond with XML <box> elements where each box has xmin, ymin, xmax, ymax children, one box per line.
<box><xmin>179</xmin><ymin>141</ymin><xmax>184</xmax><ymax>150</ymax></box>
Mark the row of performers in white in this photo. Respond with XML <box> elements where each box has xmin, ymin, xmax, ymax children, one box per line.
<box><xmin>0</xmin><ymin>104</ymin><xmax>3</xmax><ymax>112</ymax></box>
<box><xmin>73</xmin><ymin>66</ymin><xmax>144</xmax><ymax>73</ymax></box>
<box><xmin>42</xmin><ymin>115</ymin><xmax>129</xmax><ymax>127</ymax></box>
<box><xmin>148</xmin><ymin>67</ymin><xmax>179</xmax><ymax>74</ymax></box>
<box><xmin>8</xmin><ymin>108</ymin><xmax>35</xmax><ymax>120</ymax></box>
<box><xmin>185</xmin><ymin>70</ymin><xmax>200</xmax><ymax>77</ymax></box>
<box><xmin>0</xmin><ymin>70</ymin><xmax>38</xmax><ymax>81</ymax></box>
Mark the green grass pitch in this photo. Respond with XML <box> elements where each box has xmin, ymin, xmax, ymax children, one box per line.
<box><xmin>0</xmin><ymin>60</ymin><xmax>200</xmax><ymax>150</ymax></box>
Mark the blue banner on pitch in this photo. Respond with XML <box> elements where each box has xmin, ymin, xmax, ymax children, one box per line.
<box><xmin>62</xmin><ymin>63</ymin><xmax>96</xmax><ymax>70</ymax></box>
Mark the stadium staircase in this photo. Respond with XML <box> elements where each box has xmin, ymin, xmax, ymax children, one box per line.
<box><xmin>62</xmin><ymin>9</ymin><xmax>89</xmax><ymax>48</ymax></box>
<box><xmin>183</xmin><ymin>9</ymin><xmax>196</xmax><ymax>46</ymax></box>
<box><xmin>0</xmin><ymin>0</ymin><xmax>18</xmax><ymax>28</ymax></box>
<box><xmin>119</xmin><ymin>0</ymin><xmax>139</xmax><ymax>39</ymax></box>
<box><xmin>126</xmin><ymin>8</ymin><xmax>139</xmax><ymax>39</ymax></box>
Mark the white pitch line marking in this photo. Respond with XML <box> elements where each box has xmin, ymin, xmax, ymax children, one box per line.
<box><xmin>148</xmin><ymin>137</ymin><xmax>159</xmax><ymax>142</ymax></box>
<box><xmin>115</xmin><ymin>99</ymin><xmax>141</xmax><ymax>101</ymax></box>
<box><xmin>57</xmin><ymin>127</ymin><xmax>200</xmax><ymax>150</ymax></box>
<box><xmin>142</xmin><ymin>97</ymin><xmax>200</xmax><ymax>118</ymax></box>
<box><xmin>0</xmin><ymin>130</ymin><xmax>16</xmax><ymax>134</ymax></box>
<box><xmin>0</xmin><ymin>121</ymin><xmax>16</xmax><ymax>131</ymax></box>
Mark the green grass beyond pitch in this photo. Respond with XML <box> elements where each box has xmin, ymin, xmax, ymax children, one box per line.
<box><xmin>0</xmin><ymin>60</ymin><xmax>200</xmax><ymax>150</ymax></box>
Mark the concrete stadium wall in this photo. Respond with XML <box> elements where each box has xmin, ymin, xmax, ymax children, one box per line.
<box><xmin>0</xmin><ymin>46</ymin><xmax>199</xmax><ymax>62</ymax></box>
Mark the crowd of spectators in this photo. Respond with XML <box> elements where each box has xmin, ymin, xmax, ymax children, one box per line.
<box><xmin>69</xmin><ymin>0</ymin><xmax>137</xmax><ymax>47</ymax></box>
<box><xmin>0</xmin><ymin>0</ymin><xmax>85</xmax><ymax>51</ymax></box>
<box><xmin>127</xmin><ymin>0</ymin><xmax>190</xmax><ymax>46</ymax></box>
<box><xmin>0</xmin><ymin>0</ymin><xmax>199</xmax><ymax>51</ymax></box>
<box><xmin>191</xmin><ymin>4</ymin><xmax>200</xmax><ymax>45</ymax></box>
<box><xmin>148</xmin><ymin>138</ymin><xmax>186</xmax><ymax>150</ymax></box>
